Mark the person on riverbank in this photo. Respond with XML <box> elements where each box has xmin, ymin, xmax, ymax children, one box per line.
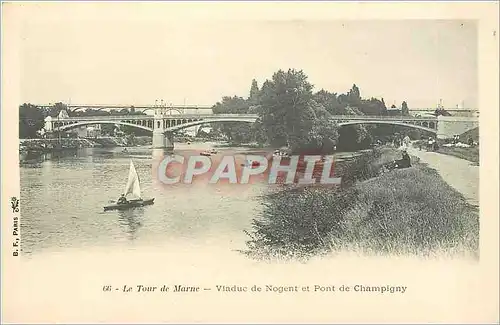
<box><xmin>433</xmin><ymin>139</ymin><xmax>439</xmax><ymax>151</ymax></box>
<box><xmin>427</xmin><ymin>137</ymin><xmax>435</xmax><ymax>151</ymax></box>
<box><xmin>403</xmin><ymin>135</ymin><xmax>411</xmax><ymax>149</ymax></box>
<box><xmin>394</xmin><ymin>150</ymin><xmax>411</xmax><ymax>169</ymax></box>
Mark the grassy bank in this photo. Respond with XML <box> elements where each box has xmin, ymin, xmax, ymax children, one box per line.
<box><xmin>436</xmin><ymin>146</ymin><xmax>479</xmax><ymax>164</ymax></box>
<box><xmin>412</xmin><ymin>126</ymin><xmax>480</xmax><ymax>164</ymax></box>
<box><xmin>242</xmin><ymin>147</ymin><xmax>479</xmax><ymax>261</ymax></box>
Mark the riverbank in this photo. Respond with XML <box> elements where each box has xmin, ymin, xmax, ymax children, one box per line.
<box><xmin>20</xmin><ymin>136</ymin><xmax>152</xmax><ymax>154</ymax></box>
<box><xmin>436</xmin><ymin>146</ymin><xmax>479</xmax><ymax>164</ymax></box>
<box><xmin>413</xmin><ymin>139</ymin><xmax>479</xmax><ymax>164</ymax></box>
<box><xmin>212</xmin><ymin>141</ymin><xmax>264</xmax><ymax>149</ymax></box>
<box><xmin>243</xmin><ymin>147</ymin><xmax>479</xmax><ymax>261</ymax></box>
<box><xmin>20</xmin><ymin>138</ymin><xmax>99</xmax><ymax>153</ymax></box>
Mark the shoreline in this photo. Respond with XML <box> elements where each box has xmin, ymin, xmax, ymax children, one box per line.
<box><xmin>242</xmin><ymin>146</ymin><xmax>479</xmax><ymax>261</ymax></box>
<box><xmin>19</xmin><ymin>136</ymin><xmax>153</xmax><ymax>154</ymax></box>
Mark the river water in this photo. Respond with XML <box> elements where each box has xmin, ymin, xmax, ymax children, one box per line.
<box><xmin>20</xmin><ymin>142</ymin><xmax>362</xmax><ymax>257</ymax></box>
<box><xmin>20</xmin><ymin>142</ymin><xmax>273</xmax><ymax>256</ymax></box>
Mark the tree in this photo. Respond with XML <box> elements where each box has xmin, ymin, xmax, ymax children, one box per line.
<box><xmin>212</xmin><ymin>96</ymin><xmax>252</xmax><ymax>143</ymax></box>
<box><xmin>401</xmin><ymin>101</ymin><xmax>409</xmax><ymax>115</ymax></box>
<box><xmin>359</xmin><ymin>98</ymin><xmax>387</xmax><ymax>116</ymax></box>
<box><xmin>347</xmin><ymin>84</ymin><xmax>361</xmax><ymax>106</ymax></box>
<box><xmin>380</xmin><ymin>98</ymin><xmax>388</xmax><ymax>116</ymax></box>
<box><xmin>258</xmin><ymin>69</ymin><xmax>316</xmax><ymax>148</ymax></box>
<box><xmin>19</xmin><ymin>103</ymin><xmax>45</xmax><ymax>138</ymax></box>
<box><xmin>249</xmin><ymin>79</ymin><xmax>260</xmax><ymax>104</ymax></box>
<box><xmin>301</xmin><ymin>104</ymin><xmax>339</xmax><ymax>153</ymax></box>
<box><xmin>100</xmin><ymin>124</ymin><xmax>115</xmax><ymax>135</ymax></box>
<box><xmin>313</xmin><ymin>90</ymin><xmax>346</xmax><ymax>115</ymax></box>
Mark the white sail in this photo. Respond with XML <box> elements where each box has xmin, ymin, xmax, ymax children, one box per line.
<box><xmin>124</xmin><ymin>160</ymin><xmax>141</xmax><ymax>199</ymax></box>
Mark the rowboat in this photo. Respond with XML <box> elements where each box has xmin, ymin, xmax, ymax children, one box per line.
<box><xmin>104</xmin><ymin>160</ymin><xmax>155</xmax><ymax>211</ymax></box>
<box><xmin>200</xmin><ymin>148</ymin><xmax>217</xmax><ymax>156</ymax></box>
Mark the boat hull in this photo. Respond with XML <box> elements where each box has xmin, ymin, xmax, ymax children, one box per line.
<box><xmin>103</xmin><ymin>198</ymin><xmax>155</xmax><ymax>211</ymax></box>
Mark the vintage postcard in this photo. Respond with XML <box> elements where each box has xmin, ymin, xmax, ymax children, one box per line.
<box><xmin>2</xmin><ymin>2</ymin><xmax>499</xmax><ymax>323</ymax></box>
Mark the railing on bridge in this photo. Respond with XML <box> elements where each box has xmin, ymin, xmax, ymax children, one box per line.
<box><xmin>331</xmin><ymin>115</ymin><xmax>437</xmax><ymax>120</ymax></box>
<box><xmin>67</xmin><ymin>104</ymin><xmax>213</xmax><ymax>109</ymax></box>
<box><xmin>54</xmin><ymin>114</ymin><xmax>436</xmax><ymax>121</ymax></box>
<box><xmin>40</xmin><ymin>104</ymin><xmax>213</xmax><ymax>109</ymax></box>
<box><xmin>54</xmin><ymin>114</ymin><xmax>258</xmax><ymax>121</ymax></box>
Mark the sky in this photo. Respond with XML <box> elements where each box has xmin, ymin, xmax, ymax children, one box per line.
<box><xmin>12</xmin><ymin>4</ymin><xmax>478</xmax><ymax>109</ymax></box>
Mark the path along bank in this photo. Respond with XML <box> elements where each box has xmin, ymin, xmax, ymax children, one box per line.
<box><xmin>407</xmin><ymin>146</ymin><xmax>479</xmax><ymax>207</ymax></box>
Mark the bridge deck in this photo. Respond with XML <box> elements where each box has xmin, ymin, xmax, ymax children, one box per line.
<box><xmin>48</xmin><ymin>114</ymin><xmax>258</xmax><ymax>121</ymax></box>
<box><xmin>51</xmin><ymin>114</ymin><xmax>438</xmax><ymax>121</ymax></box>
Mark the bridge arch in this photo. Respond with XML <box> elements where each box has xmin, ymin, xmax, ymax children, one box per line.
<box><xmin>140</xmin><ymin>108</ymin><xmax>155</xmax><ymax>114</ymax></box>
<box><xmin>70</xmin><ymin>107</ymin><xmax>113</xmax><ymax>113</ymax></box>
<box><xmin>70</xmin><ymin>107</ymin><xmax>88</xmax><ymax>113</ymax></box>
<box><xmin>140</xmin><ymin>107</ymin><xmax>184</xmax><ymax>115</ymax></box>
<box><xmin>55</xmin><ymin>121</ymin><xmax>153</xmax><ymax>133</ymax></box>
<box><xmin>164</xmin><ymin>118</ymin><xmax>257</xmax><ymax>132</ymax></box>
<box><xmin>338</xmin><ymin>120</ymin><xmax>437</xmax><ymax>134</ymax></box>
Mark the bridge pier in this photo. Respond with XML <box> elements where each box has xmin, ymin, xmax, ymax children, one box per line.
<box><xmin>152</xmin><ymin>130</ymin><xmax>166</xmax><ymax>149</ymax></box>
<box><xmin>165</xmin><ymin>132</ymin><xmax>174</xmax><ymax>150</ymax></box>
<box><xmin>436</xmin><ymin>116</ymin><xmax>479</xmax><ymax>139</ymax></box>
<box><xmin>152</xmin><ymin>130</ymin><xmax>174</xmax><ymax>150</ymax></box>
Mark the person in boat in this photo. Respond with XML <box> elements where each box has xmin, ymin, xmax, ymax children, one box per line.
<box><xmin>117</xmin><ymin>194</ymin><xmax>128</xmax><ymax>205</ymax></box>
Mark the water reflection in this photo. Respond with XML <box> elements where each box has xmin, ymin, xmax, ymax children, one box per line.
<box><xmin>20</xmin><ymin>148</ymin><xmax>80</xmax><ymax>164</ymax></box>
<box><xmin>152</xmin><ymin>148</ymin><xmax>169</xmax><ymax>160</ymax></box>
<box><xmin>117</xmin><ymin>208</ymin><xmax>144</xmax><ymax>240</ymax></box>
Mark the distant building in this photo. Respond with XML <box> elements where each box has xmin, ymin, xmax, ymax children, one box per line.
<box><xmin>86</xmin><ymin>126</ymin><xmax>102</xmax><ymax>138</ymax></box>
<box><xmin>386</xmin><ymin>107</ymin><xmax>402</xmax><ymax>116</ymax></box>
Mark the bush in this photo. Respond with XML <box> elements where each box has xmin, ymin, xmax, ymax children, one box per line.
<box><xmin>242</xmin><ymin>187</ymin><xmax>358</xmax><ymax>261</ymax></box>
<box><xmin>337</xmin><ymin>167</ymin><xmax>479</xmax><ymax>256</ymax></box>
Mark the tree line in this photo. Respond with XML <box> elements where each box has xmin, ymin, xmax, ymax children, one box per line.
<box><xmin>210</xmin><ymin>69</ymin><xmax>417</xmax><ymax>152</ymax></box>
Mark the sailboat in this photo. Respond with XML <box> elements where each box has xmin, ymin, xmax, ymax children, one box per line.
<box><xmin>103</xmin><ymin>160</ymin><xmax>155</xmax><ymax>211</ymax></box>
